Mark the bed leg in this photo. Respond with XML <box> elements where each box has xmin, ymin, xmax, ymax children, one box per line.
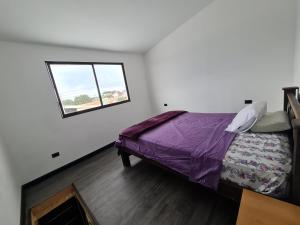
<box><xmin>120</xmin><ymin>151</ymin><xmax>131</xmax><ymax>167</ymax></box>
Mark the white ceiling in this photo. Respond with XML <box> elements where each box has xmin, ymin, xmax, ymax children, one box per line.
<box><xmin>0</xmin><ymin>0</ymin><xmax>213</xmax><ymax>53</ymax></box>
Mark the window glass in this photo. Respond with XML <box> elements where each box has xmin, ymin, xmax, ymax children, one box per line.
<box><xmin>94</xmin><ymin>64</ymin><xmax>129</xmax><ymax>105</ymax></box>
<box><xmin>49</xmin><ymin>64</ymin><xmax>101</xmax><ymax>114</ymax></box>
<box><xmin>47</xmin><ymin>62</ymin><xmax>130</xmax><ymax>118</ymax></box>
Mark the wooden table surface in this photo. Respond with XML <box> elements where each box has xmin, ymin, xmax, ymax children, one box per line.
<box><xmin>236</xmin><ymin>189</ymin><xmax>300</xmax><ymax>225</ymax></box>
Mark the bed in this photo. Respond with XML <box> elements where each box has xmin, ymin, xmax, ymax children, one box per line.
<box><xmin>116</xmin><ymin>87</ymin><xmax>300</xmax><ymax>204</ymax></box>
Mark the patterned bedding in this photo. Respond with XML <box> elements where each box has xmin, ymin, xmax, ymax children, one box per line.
<box><xmin>221</xmin><ymin>133</ymin><xmax>292</xmax><ymax>197</ymax></box>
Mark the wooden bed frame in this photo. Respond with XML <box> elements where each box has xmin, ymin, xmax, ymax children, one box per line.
<box><xmin>117</xmin><ymin>87</ymin><xmax>300</xmax><ymax>205</ymax></box>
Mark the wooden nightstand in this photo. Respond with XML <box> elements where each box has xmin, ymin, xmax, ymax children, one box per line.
<box><xmin>236</xmin><ymin>189</ymin><xmax>300</xmax><ymax>225</ymax></box>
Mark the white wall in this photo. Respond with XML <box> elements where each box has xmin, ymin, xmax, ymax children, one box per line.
<box><xmin>0</xmin><ymin>41</ymin><xmax>152</xmax><ymax>184</ymax></box>
<box><xmin>145</xmin><ymin>0</ymin><xmax>296</xmax><ymax>113</ymax></box>
<box><xmin>0</xmin><ymin>136</ymin><xmax>21</xmax><ymax>225</ymax></box>
<box><xmin>294</xmin><ymin>0</ymin><xmax>300</xmax><ymax>85</ymax></box>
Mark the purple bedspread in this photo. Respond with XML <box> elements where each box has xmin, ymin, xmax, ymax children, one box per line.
<box><xmin>116</xmin><ymin>112</ymin><xmax>236</xmax><ymax>190</ymax></box>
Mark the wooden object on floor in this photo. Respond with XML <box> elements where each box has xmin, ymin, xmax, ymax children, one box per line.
<box><xmin>30</xmin><ymin>184</ymin><xmax>98</xmax><ymax>225</ymax></box>
<box><xmin>236</xmin><ymin>189</ymin><xmax>300</xmax><ymax>225</ymax></box>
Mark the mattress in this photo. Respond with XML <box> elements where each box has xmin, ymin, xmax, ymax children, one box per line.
<box><xmin>221</xmin><ymin>132</ymin><xmax>292</xmax><ymax>197</ymax></box>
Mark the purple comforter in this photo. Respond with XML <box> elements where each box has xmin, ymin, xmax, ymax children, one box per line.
<box><xmin>116</xmin><ymin>112</ymin><xmax>236</xmax><ymax>190</ymax></box>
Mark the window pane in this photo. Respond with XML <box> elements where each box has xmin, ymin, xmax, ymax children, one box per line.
<box><xmin>94</xmin><ymin>64</ymin><xmax>129</xmax><ymax>105</ymax></box>
<box><xmin>50</xmin><ymin>64</ymin><xmax>101</xmax><ymax>114</ymax></box>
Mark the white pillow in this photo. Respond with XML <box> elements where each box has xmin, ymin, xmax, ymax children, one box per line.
<box><xmin>226</xmin><ymin>101</ymin><xmax>267</xmax><ymax>133</ymax></box>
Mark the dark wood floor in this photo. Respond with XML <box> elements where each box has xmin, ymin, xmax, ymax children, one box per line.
<box><xmin>24</xmin><ymin>147</ymin><xmax>239</xmax><ymax>225</ymax></box>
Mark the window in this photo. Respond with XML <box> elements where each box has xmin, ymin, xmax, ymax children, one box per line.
<box><xmin>46</xmin><ymin>62</ymin><xmax>130</xmax><ymax>118</ymax></box>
